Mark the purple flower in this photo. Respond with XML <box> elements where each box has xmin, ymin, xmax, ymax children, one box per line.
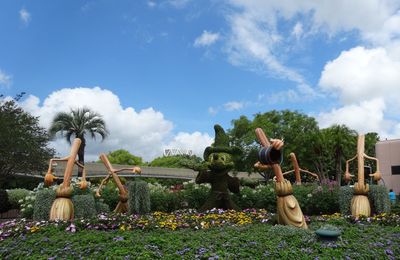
<box><xmin>385</xmin><ymin>249</ymin><xmax>394</xmax><ymax>256</ymax></box>
<box><xmin>65</xmin><ymin>223</ymin><xmax>76</xmax><ymax>233</ymax></box>
<box><xmin>176</xmin><ymin>247</ymin><xmax>191</xmax><ymax>255</ymax></box>
<box><xmin>113</xmin><ymin>236</ymin><xmax>124</xmax><ymax>241</ymax></box>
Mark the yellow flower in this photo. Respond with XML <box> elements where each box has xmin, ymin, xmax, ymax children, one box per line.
<box><xmin>119</xmin><ymin>225</ymin><xmax>126</xmax><ymax>231</ymax></box>
<box><xmin>30</xmin><ymin>226</ymin><xmax>39</xmax><ymax>233</ymax></box>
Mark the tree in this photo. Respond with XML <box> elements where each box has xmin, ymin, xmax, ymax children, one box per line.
<box><xmin>49</xmin><ymin>107</ymin><xmax>108</xmax><ymax>177</ymax></box>
<box><xmin>102</xmin><ymin>149</ymin><xmax>143</xmax><ymax>165</ymax></box>
<box><xmin>228</xmin><ymin>110</ymin><xmax>320</xmax><ymax>180</ymax></box>
<box><xmin>149</xmin><ymin>155</ymin><xmax>204</xmax><ymax>170</ymax></box>
<box><xmin>0</xmin><ymin>95</ymin><xmax>54</xmax><ymax>184</ymax></box>
<box><xmin>316</xmin><ymin>125</ymin><xmax>357</xmax><ymax>182</ymax></box>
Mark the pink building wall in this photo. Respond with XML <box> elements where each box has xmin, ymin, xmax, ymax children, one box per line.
<box><xmin>376</xmin><ymin>139</ymin><xmax>400</xmax><ymax>194</ymax></box>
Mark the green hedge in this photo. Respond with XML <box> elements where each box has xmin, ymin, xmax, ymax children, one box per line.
<box><xmin>339</xmin><ymin>185</ymin><xmax>391</xmax><ymax>215</ymax></box>
<box><xmin>6</xmin><ymin>188</ymin><xmax>30</xmax><ymax>209</ymax></box>
<box><xmin>128</xmin><ymin>181</ymin><xmax>151</xmax><ymax>215</ymax></box>
<box><xmin>73</xmin><ymin>195</ymin><xmax>97</xmax><ymax>219</ymax></box>
<box><xmin>33</xmin><ymin>188</ymin><xmax>56</xmax><ymax>220</ymax></box>
<box><xmin>148</xmin><ymin>181</ymin><xmax>342</xmax><ymax>215</ymax></box>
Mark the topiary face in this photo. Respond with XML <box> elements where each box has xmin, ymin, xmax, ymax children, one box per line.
<box><xmin>206</xmin><ymin>152</ymin><xmax>234</xmax><ymax>171</ymax></box>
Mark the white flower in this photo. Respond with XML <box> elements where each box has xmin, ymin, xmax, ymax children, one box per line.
<box><xmin>307</xmin><ymin>193</ymin><xmax>312</xmax><ymax>198</ymax></box>
<box><xmin>27</xmin><ymin>204</ymin><xmax>33</xmax><ymax>208</ymax></box>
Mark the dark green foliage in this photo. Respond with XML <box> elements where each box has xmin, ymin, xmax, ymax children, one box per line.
<box><xmin>100</xmin><ymin>181</ymin><xmax>120</xmax><ymax>210</ymax></box>
<box><xmin>2</xmin><ymin>175</ymin><xmax>42</xmax><ymax>190</ymax></box>
<box><xmin>0</xmin><ymin>189</ymin><xmax>11</xmax><ymax>213</ymax></box>
<box><xmin>228</xmin><ymin>110</ymin><xmax>320</xmax><ymax>175</ymax></box>
<box><xmin>33</xmin><ymin>188</ymin><xmax>56</xmax><ymax>220</ymax></box>
<box><xmin>6</xmin><ymin>188</ymin><xmax>30</xmax><ymax>209</ymax></box>
<box><xmin>150</xmin><ymin>191</ymin><xmax>181</xmax><ymax>212</ymax></box>
<box><xmin>304</xmin><ymin>182</ymin><xmax>340</xmax><ymax>215</ymax></box>
<box><xmin>95</xmin><ymin>201</ymin><xmax>110</xmax><ymax>214</ymax></box>
<box><xmin>339</xmin><ymin>185</ymin><xmax>390</xmax><ymax>215</ymax></box>
<box><xmin>73</xmin><ymin>195</ymin><xmax>97</xmax><ymax>219</ymax></box>
<box><xmin>181</xmin><ymin>184</ymin><xmax>209</xmax><ymax>210</ymax></box>
<box><xmin>391</xmin><ymin>201</ymin><xmax>400</xmax><ymax>214</ymax></box>
<box><xmin>368</xmin><ymin>185</ymin><xmax>391</xmax><ymax>214</ymax></box>
<box><xmin>128</xmin><ymin>181</ymin><xmax>151</xmax><ymax>214</ymax></box>
<box><xmin>102</xmin><ymin>149</ymin><xmax>143</xmax><ymax>165</ymax></box>
<box><xmin>149</xmin><ymin>155</ymin><xmax>204</xmax><ymax>169</ymax></box>
<box><xmin>339</xmin><ymin>185</ymin><xmax>353</xmax><ymax>215</ymax></box>
<box><xmin>0</xmin><ymin>97</ymin><xmax>54</xmax><ymax>184</ymax></box>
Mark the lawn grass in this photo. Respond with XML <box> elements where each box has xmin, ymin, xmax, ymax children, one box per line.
<box><xmin>1</xmin><ymin>221</ymin><xmax>399</xmax><ymax>259</ymax></box>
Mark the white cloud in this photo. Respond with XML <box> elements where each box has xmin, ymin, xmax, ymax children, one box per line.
<box><xmin>194</xmin><ymin>31</ymin><xmax>220</xmax><ymax>47</ymax></box>
<box><xmin>317</xmin><ymin>98</ymin><xmax>393</xmax><ymax>135</ymax></box>
<box><xmin>19</xmin><ymin>87</ymin><xmax>210</xmax><ymax>161</ymax></box>
<box><xmin>319</xmin><ymin>46</ymin><xmax>400</xmax><ymax>107</ymax></box>
<box><xmin>163</xmin><ymin>132</ymin><xmax>213</xmax><ymax>158</ymax></box>
<box><xmin>222</xmin><ymin>0</ymin><xmax>400</xmax><ymax>104</ymax></box>
<box><xmin>291</xmin><ymin>22</ymin><xmax>303</xmax><ymax>39</ymax></box>
<box><xmin>0</xmin><ymin>69</ymin><xmax>12</xmax><ymax>87</ymax></box>
<box><xmin>223</xmin><ymin>101</ymin><xmax>244</xmax><ymax>111</ymax></box>
<box><xmin>317</xmin><ymin>46</ymin><xmax>400</xmax><ymax>138</ymax></box>
<box><xmin>224</xmin><ymin>8</ymin><xmax>307</xmax><ymax>86</ymax></box>
<box><xmin>267</xmin><ymin>83</ymin><xmax>321</xmax><ymax>104</ymax></box>
<box><xmin>19</xmin><ymin>8</ymin><xmax>31</xmax><ymax>26</ymax></box>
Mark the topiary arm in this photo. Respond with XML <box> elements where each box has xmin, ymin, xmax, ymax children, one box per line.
<box><xmin>195</xmin><ymin>170</ymin><xmax>211</xmax><ymax>184</ymax></box>
<box><xmin>227</xmin><ymin>176</ymin><xmax>240</xmax><ymax>193</ymax></box>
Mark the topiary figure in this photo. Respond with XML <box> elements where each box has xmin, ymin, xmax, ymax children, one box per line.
<box><xmin>195</xmin><ymin>124</ymin><xmax>242</xmax><ymax>211</ymax></box>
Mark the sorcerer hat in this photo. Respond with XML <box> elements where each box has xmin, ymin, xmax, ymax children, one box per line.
<box><xmin>203</xmin><ymin>124</ymin><xmax>242</xmax><ymax>160</ymax></box>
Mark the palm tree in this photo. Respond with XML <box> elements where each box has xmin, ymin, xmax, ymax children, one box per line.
<box><xmin>49</xmin><ymin>107</ymin><xmax>108</xmax><ymax>177</ymax></box>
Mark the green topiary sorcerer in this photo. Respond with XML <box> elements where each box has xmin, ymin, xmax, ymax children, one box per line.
<box><xmin>196</xmin><ymin>124</ymin><xmax>242</xmax><ymax>211</ymax></box>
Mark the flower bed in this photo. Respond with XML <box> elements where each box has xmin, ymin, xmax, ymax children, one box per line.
<box><xmin>0</xmin><ymin>211</ymin><xmax>399</xmax><ymax>259</ymax></box>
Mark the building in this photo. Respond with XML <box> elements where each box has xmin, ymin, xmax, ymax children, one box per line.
<box><xmin>163</xmin><ymin>148</ymin><xmax>193</xmax><ymax>157</ymax></box>
<box><xmin>375</xmin><ymin>139</ymin><xmax>400</xmax><ymax>194</ymax></box>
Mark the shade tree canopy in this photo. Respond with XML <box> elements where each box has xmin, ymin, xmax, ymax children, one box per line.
<box><xmin>0</xmin><ymin>94</ymin><xmax>54</xmax><ymax>184</ymax></box>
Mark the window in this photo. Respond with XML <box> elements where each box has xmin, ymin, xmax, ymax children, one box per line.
<box><xmin>391</xmin><ymin>165</ymin><xmax>400</xmax><ymax>175</ymax></box>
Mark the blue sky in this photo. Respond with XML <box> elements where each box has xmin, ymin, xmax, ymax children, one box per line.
<box><xmin>1</xmin><ymin>1</ymin><xmax>400</xmax><ymax>161</ymax></box>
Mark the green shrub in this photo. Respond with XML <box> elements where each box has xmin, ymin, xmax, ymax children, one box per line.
<box><xmin>304</xmin><ymin>184</ymin><xmax>340</xmax><ymax>215</ymax></box>
<box><xmin>391</xmin><ymin>200</ymin><xmax>400</xmax><ymax>214</ymax></box>
<box><xmin>73</xmin><ymin>195</ymin><xmax>97</xmax><ymax>219</ymax></box>
<box><xmin>150</xmin><ymin>190</ymin><xmax>181</xmax><ymax>212</ymax></box>
<box><xmin>128</xmin><ymin>181</ymin><xmax>151</xmax><ymax>214</ymax></box>
<box><xmin>253</xmin><ymin>184</ymin><xmax>276</xmax><ymax>212</ymax></box>
<box><xmin>33</xmin><ymin>188</ymin><xmax>56</xmax><ymax>220</ymax></box>
<box><xmin>234</xmin><ymin>186</ymin><xmax>258</xmax><ymax>209</ymax></box>
<box><xmin>6</xmin><ymin>188</ymin><xmax>30</xmax><ymax>209</ymax></box>
<box><xmin>0</xmin><ymin>189</ymin><xmax>11</xmax><ymax>213</ymax></box>
<box><xmin>95</xmin><ymin>201</ymin><xmax>110</xmax><ymax>214</ymax></box>
<box><xmin>292</xmin><ymin>184</ymin><xmax>314</xmax><ymax>214</ymax></box>
<box><xmin>20</xmin><ymin>191</ymin><xmax>36</xmax><ymax>218</ymax></box>
<box><xmin>99</xmin><ymin>181</ymin><xmax>119</xmax><ymax>210</ymax></box>
<box><xmin>368</xmin><ymin>185</ymin><xmax>391</xmax><ymax>214</ymax></box>
<box><xmin>339</xmin><ymin>185</ymin><xmax>353</xmax><ymax>215</ymax></box>
<box><xmin>181</xmin><ymin>181</ymin><xmax>209</xmax><ymax>209</ymax></box>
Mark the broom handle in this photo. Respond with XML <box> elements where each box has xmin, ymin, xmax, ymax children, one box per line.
<box><xmin>255</xmin><ymin>128</ymin><xmax>284</xmax><ymax>182</ymax></box>
<box><xmin>63</xmin><ymin>138</ymin><xmax>81</xmax><ymax>188</ymax></box>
